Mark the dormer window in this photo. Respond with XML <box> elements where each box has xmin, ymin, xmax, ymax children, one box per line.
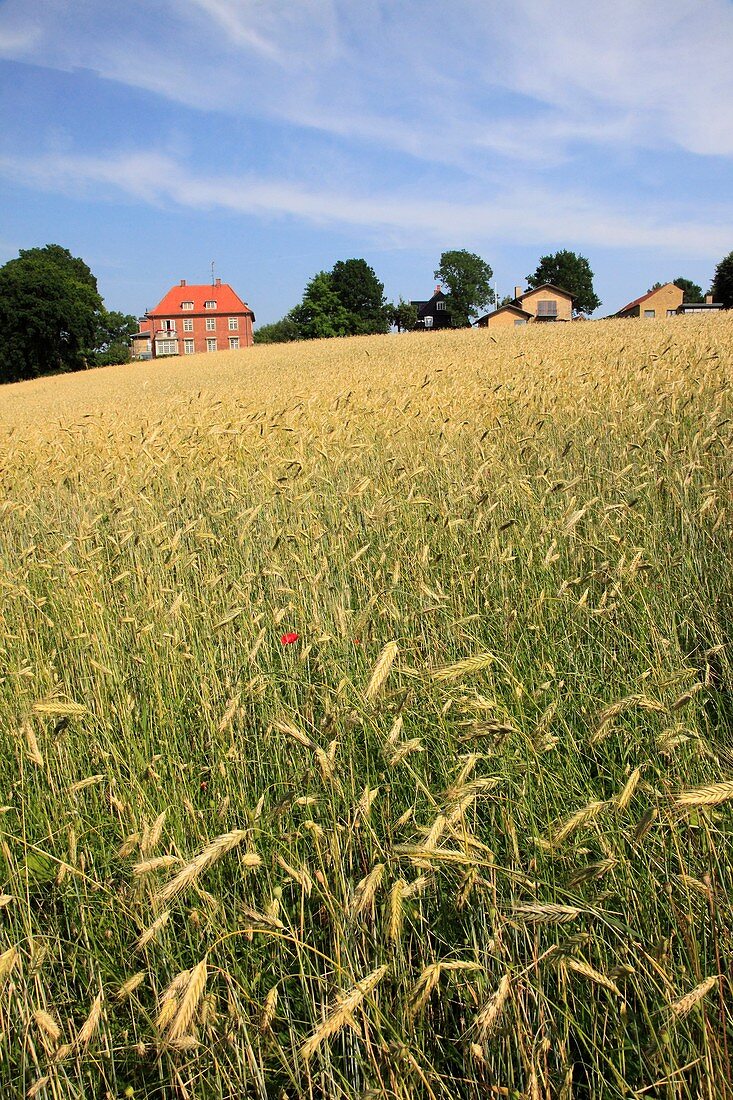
<box><xmin>205</xmin><ymin>300</ymin><xmax>217</xmax><ymax>309</ymax></box>
<box><xmin>181</xmin><ymin>301</ymin><xmax>194</xmax><ymax>310</ymax></box>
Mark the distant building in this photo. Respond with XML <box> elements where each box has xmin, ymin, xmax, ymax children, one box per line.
<box><xmin>614</xmin><ymin>282</ymin><xmax>683</xmax><ymax>319</ymax></box>
<box><xmin>410</xmin><ymin>287</ymin><xmax>452</xmax><ymax>330</ymax></box>
<box><xmin>676</xmin><ymin>294</ymin><xmax>725</xmax><ymax>315</ymax></box>
<box><xmin>130</xmin><ymin>279</ymin><xmax>255</xmax><ymax>359</ymax></box>
<box><xmin>477</xmin><ymin>283</ymin><xmax>574</xmax><ymax>329</ymax></box>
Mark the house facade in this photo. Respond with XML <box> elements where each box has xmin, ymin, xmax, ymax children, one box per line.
<box><xmin>410</xmin><ymin>287</ymin><xmax>452</xmax><ymax>330</ymax></box>
<box><xmin>131</xmin><ymin>279</ymin><xmax>255</xmax><ymax>359</ymax></box>
<box><xmin>477</xmin><ymin>283</ymin><xmax>574</xmax><ymax>329</ymax></box>
<box><xmin>614</xmin><ymin>283</ymin><xmax>683</xmax><ymax>319</ymax></box>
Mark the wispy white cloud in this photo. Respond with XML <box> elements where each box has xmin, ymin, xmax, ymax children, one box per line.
<box><xmin>1</xmin><ymin>0</ymin><xmax>732</xmax><ymax>165</ymax></box>
<box><xmin>1</xmin><ymin>147</ymin><xmax>728</xmax><ymax>254</ymax></box>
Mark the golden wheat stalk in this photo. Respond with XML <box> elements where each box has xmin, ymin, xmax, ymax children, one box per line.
<box><xmin>590</xmin><ymin>694</ymin><xmax>665</xmax><ymax>744</ymax></box>
<box><xmin>669</xmin><ymin>975</ymin><xmax>718</xmax><ymax>1018</ymax></box>
<box><xmin>261</xmin><ymin>985</ymin><xmax>278</xmax><ymax>1032</ymax></box>
<box><xmin>474</xmin><ymin>973</ymin><xmax>511</xmax><ymax>1040</ymax></box>
<box><xmin>67</xmin><ymin>774</ymin><xmax>105</xmax><ymax>794</ymax></box>
<box><xmin>141</xmin><ymin>809</ymin><xmax>168</xmax><ymax>855</ymax></box>
<box><xmin>22</xmin><ymin>723</ymin><xmax>44</xmax><ymax>767</ymax></box>
<box><xmin>562</xmin><ymin>958</ymin><xmax>621</xmax><ymax>996</ymax></box>
<box><xmin>0</xmin><ymin>947</ymin><xmax>18</xmax><ymax>981</ymax></box>
<box><xmin>431</xmin><ymin>652</ymin><xmax>495</xmax><ymax>683</ymax></box>
<box><xmin>76</xmin><ymin>990</ymin><xmax>104</xmax><ymax>1047</ymax></box>
<box><xmin>32</xmin><ymin>700</ymin><xmax>86</xmax><ymax>717</ymax></box>
<box><xmin>136</xmin><ymin>909</ymin><xmax>171</xmax><ymax>951</ymax></box>
<box><xmin>167</xmin><ymin>958</ymin><xmax>208</xmax><ymax>1041</ymax></box>
<box><xmin>115</xmin><ymin>972</ymin><xmax>146</xmax><ymax>1001</ymax></box>
<box><xmin>512</xmin><ymin>904</ymin><xmax>586</xmax><ymax>924</ymax></box>
<box><xmin>616</xmin><ymin>767</ymin><xmax>642</xmax><ymax>811</ymax></box>
<box><xmin>388</xmin><ymin>879</ymin><xmax>407</xmax><ymax>943</ymax></box>
<box><xmin>33</xmin><ymin>1010</ymin><xmax>62</xmax><ymax>1050</ymax></box>
<box><xmin>351</xmin><ymin>862</ymin><xmax>385</xmax><ymax>917</ymax></box>
<box><xmin>364</xmin><ymin>641</ymin><xmax>399</xmax><ymax>701</ymax></box>
<box><xmin>676</xmin><ymin>779</ymin><xmax>733</xmax><ymax>807</ymax></box>
<box><xmin>133</xmin><ymin>855</ymin><xmax>182</xmax><ymax>876</ymax></box>
<box><xmin>155</xmin><ymin>830</ymin><xmax>258</xmax><ymax>905</ymax></box>
<box><xmin>552</xmin><ymin>800</ymin><xmax>607</xmax><ymax>845</ymax></box>
<box><xmin>300</xmin><ymin>964</ymin><xmax>388</xmax><ymax>1062</ymax></box>
<box><xmin>410</xmin><ymin>961</ymin><xmax>481</xmax><ymax>1016</ymax></box>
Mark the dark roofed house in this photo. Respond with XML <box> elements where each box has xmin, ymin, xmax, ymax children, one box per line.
<box><xmin>676</xmin><ymin>294</ymin><xmax>725</xmax><ymax>314</ymax></box>
<box><xmin>411</xmin><ymin>286</ymin><xmax>452</xmax><ymax>330</ymax></box>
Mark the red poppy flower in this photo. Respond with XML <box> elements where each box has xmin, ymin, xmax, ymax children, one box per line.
<box><xmin>353</xmin><ymin>638</ymin><xmax>361</xmax><ymax>645</ymax></box>
<box><xmin>280</xmin><ymin>632</ymin><xmax>300</xmax><ymax>645</ymax></box>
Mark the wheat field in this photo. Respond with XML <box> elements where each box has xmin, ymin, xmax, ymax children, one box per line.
<box><xmin>1</xmin><ymin>317</ymin><xmax>732</xmax><ymax>1099</ymax></box>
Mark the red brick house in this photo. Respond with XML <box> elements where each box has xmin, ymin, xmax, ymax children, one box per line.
<box><xmin>131</xmin><ymin>278</ymin><xmax>255</xmax><ymax>359</ymax></box>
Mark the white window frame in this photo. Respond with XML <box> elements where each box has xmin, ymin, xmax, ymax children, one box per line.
<box><xmin>204</xmin><ymin>300</ymin><xmax>217</xmax><ymax>309</ymax></box>
<box><xmin>436</xmin><ymin>301</ymin><xmax>446</xmax><ymax>311</ymax></box>
<box><xmin>183</xmin><ymin>318</ymin><xmax>194</xmax><ymax>332</ymax></box>
<box><xmin>206</xmin><ymin>338</ymin><xmax>217</xmax><ymax>352</ymax></box>
<box><xmin>229</xmin><ymin>336</ymin><xmax>240</xmax><ymax>349</ymax></box>
<box><xmin>181</xmin><ymin>301</ymin><xmax>194</xmax><ymax>310</ymax></box>
<box><xmin>228</xmin><ymin>317</ymin><xmax>239</xmax><ymax>330</ymax></box>
<box><xmin>424</xmin><ymin>315</ymin><xmax>433</xmax><ymax>328</ymax></box>
<box><xmin>205</xmin><ymin>317</ymin><xmax>216</xmax><ymax>331</ymax></box>
<box><xmin>161</xmin><ymin>319</ymin><xmax>176</xmax><ymax>331</ymax></box>
<box><xmin>155</xmin><ymin>339</ymin><xmax>178</xmax><ymax>356</ymax></box>
<box><xmin>184</xmin><ymin>339</ymin><xmax>195</xmax><ymax>354</ymax></box>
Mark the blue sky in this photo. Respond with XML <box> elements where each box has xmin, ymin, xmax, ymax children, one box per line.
<box><xmin>1</xmin><ymin>0</ymin><xmax>732</xmax><ymax>324</ymax></box>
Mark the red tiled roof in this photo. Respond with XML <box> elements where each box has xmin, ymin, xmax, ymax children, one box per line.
<box><xmin>148</xmin><ymin>283</ymin><xmax>253</xmax><ymax>316</ymax></box>
<box><xmin>616</xmin><ymin>283</ymin><xmax>674</xmax><ymax>316</ymax></box>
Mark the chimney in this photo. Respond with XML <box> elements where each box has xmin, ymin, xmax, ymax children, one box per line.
<box><xmin>514</xmin><ymin>285</ymin><xmax>523</xmax><ymax>300</ymax></box>
<box><xmin>434</xmin><ymin>284</ymin><xmax>441</xmax><ymax>295</ymax></box>
<box><xmin>705</xmin><ymin>293</ymin><xmax>713</xmax><ymax>304</ymax></box>
<box><xmin>215</xmin><ymin>277</ymin><xmax>222</xmax><ymax>288</ymax></box>
<box><xmin>180</xmin><ymin>279</ymin><xmax>186</xmax><ymax>287</ymax></box>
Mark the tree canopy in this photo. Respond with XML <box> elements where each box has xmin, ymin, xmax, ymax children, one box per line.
<box><xmin>390</xmin><ymin>298</ymin><xmax>418</xmax><ymax>333</ymax></box>
<box><xmin>330</xmin><ymin>259</ymin><xmax>390</xmax><ymax>335</ymax></box>
<box><xmin>92</xmin><ymin>310</ymin><xmax>138</xmax><ymax>367</ymax></box>
<box><xmin>711</xmin><ymin>251</ymin><xmax>733</xmax><ymax>308</ymax></box>
<box><xmin>526</xmin><ymin>250</ymin><xmax>601</xmax><ymax>315</ymax></box>
<box><xmin>289</xmin><ymin>272</ymin><xmax>351</xmax><ymax>340</ymax></box>
<box><xmin>434</xmin><ymin>250</ymin><xmax>494</xmax><ymax>327</ymax></box>
<box><xmin>0</xmin><ymin>245</ymin><xmax>105</xmax><ymax>383</ymax></box>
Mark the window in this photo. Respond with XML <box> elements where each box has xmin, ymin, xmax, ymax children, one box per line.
<box><xmin>666</xmin><ymin>309</ymin><xmax>676</xmax><ymax>316</ymax></box>
<box><xmin>184</xmin><ymin>339</ymin><xmax>195</xmax><ymax>354</ymax></box>
<box><xmin>161</xmin><ymin>319</ymin><xmax>176</xmax><ymax>331</ymax></box>
<box><xmin>424</xmin><ymin>315</ymin><xmax>433</xmax><ymax>328</ymax></box>
<box><xmin>206</xmin><ymin>338</ymin><xmax>217</xmax><ymax>352</ymax></box>
<box><xmin>183</xmin><ymin>318</ymin><xmax>194</xmax><ymax>332</ymax></box>
<box><xmin>205</xmin><ymin>317</ymin><xmax>216</xmax><ymax>331</ymax></box>
<box><xmin>155</xmin><ymin>339</ymin><xmax>178</xmax><ymax>356</ymax></box>
<box><xmin>536</xmin><ymin>300</ymin><xmax>557</xmax><ymax>318</ymax></box>
<box><xmin>436</xmin><ymin>301</ymin><xmax>446</xmax><ymax>311</ymax></box>
<box><xmin>229</xmin><ymin>337</ymin><xmax>240</xmax><ymax>349</ymax></box>
<box><xmin>204</xmin><ymin>300</ymin><xmax>217</xmax><ymax>309</ymax></box>
<box><xmin>514</xmin><ymin>318</ymin><xmax>527</xmax><ymax>327</ymax></box>
<box><xmin>644</xmin><ymin>309</ymin><xmax>655</xmax><ymax>319</ymax></box>
<box><xmin>181</xmin><ymin>301</ymin><xmax>194</xmax><ymax>310</ymax></box>
<box><xmin>228</xmin><ymin>317</ymin><xmax>239</xmax><ymax>330</ymax></box>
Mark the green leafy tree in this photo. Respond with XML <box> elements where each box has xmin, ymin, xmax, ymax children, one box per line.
<box><xmin>289</xmin><ymin>272</ymin><xmax>351</xmax><ymax>340</ymax></box>
<box><xmin>526</xmin><ymin>250</ymin><xmax>600</xmax><ymax>315</ymax></box>
<box><xmin>390</xmin><ymin>298</ymin><xmax>418</xmax><ymax>332</ymax></box>
<box><xmin>92</xmin><ymin>310</ymin><xmax>138</xmax><ymax>366</ymax></box>
<box><xmin>0</xmin><ymin>244</ymin><xmax>105</xmax><ymax>383</ymax></box>
<box><xmin>434</xmin><ymin>250</ymin><xmax>494</xmax><ymax>327</ymax></box>
<box><xmin>711</xmin><ymin>251</ymin><xmax>733</xmax><ymax>307</ymax></box>
<box><xmin>254</xmin><ymin>316</ymin><xmax>302</xmax><ymax>344</ymax></box>
<box><xmin>330</xmin><ymin>259</ymin><xmax>390</xmax><ymax>335</ymax></box>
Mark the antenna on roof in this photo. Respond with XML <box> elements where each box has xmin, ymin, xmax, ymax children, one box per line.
<box><xmin>211</xmin><ymin>260</ymin><xmax>215</xmax><ymax>286</ymax></box>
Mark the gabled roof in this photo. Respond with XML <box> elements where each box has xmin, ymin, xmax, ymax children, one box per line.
<box><xmin>148</xmin><ymin>283</ymin><xmax>253</xmax><ymax>316</ymax></box>
<box><xmin>518</xmin><ymin>283</ymin><xmax>574</xmax><ymax>301</ymax></box>
<box><xmin>615</xmin><ymin>283</ymin><xmax>677</xmax><ymax>316</ymax></box>
<box><xmin>476</xmin><ymin>304</ymin><xmax>533</xmax><ymax>325</ymax></box>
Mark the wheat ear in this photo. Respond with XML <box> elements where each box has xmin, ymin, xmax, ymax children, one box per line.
<box><xmin>300</xmin><ymin>965</ymin><xmax>388</xmax><ymax>1062</ymax></box>
<box><xmin>676</xmin><ymin>779</ymin><xmax>733</xmax><ymax>807</ymax></box>
<box><xmin>364</xmin><ymin>641</ymin><xmax>399</xmax><ymax>701</ymax></box>
<box><xmin>669</xmin><ymin>975</ymin><xmax>718</xmax><ymax>1018</ymax></box>
<box><xmin>155</xmin><ymin>830</ymin><xmax>258</xmax><ymax>905</ymax></box>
